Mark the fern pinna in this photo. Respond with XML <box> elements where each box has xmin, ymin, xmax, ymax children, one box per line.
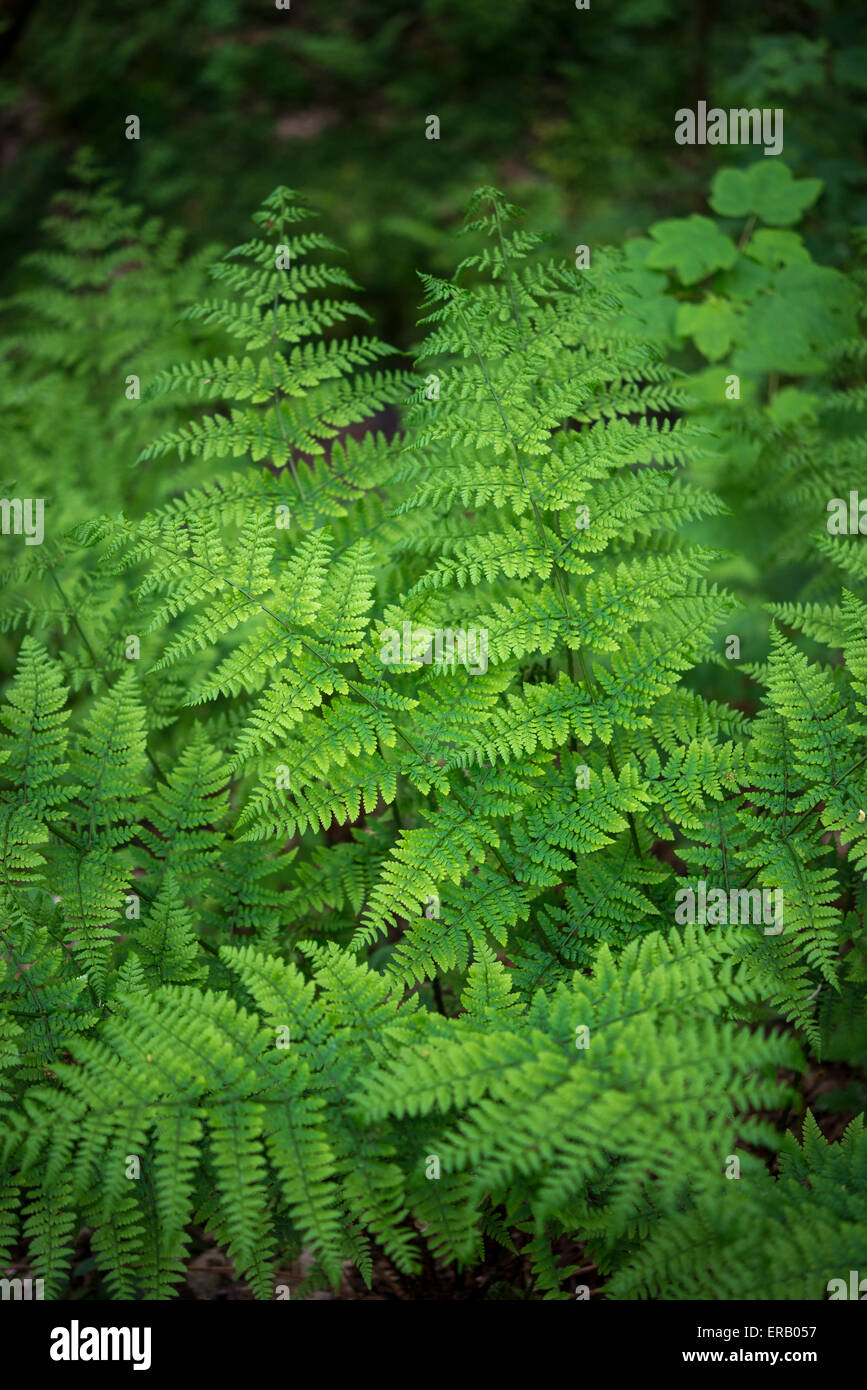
<box><xmin>0</xmin><ymin>180</ymin><xmax>865</xmax><ymax>1300</ymax></box>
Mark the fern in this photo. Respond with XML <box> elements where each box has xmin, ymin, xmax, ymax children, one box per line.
<box><xmin>1</xmin><ymin>179</ymin><xmax>866</xmax><ymax>1301</ymax></box>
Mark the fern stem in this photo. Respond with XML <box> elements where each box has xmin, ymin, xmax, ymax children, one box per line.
<box><xmin>269</xmin><ymin>285</ymin><xmax>305</xmax><ymax>499</ymax></box>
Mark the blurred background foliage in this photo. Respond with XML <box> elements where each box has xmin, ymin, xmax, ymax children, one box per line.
<box><xmin>2</xmin><ymin>0</ymin><xmax>865</xmax><ymax>347</ymax></box>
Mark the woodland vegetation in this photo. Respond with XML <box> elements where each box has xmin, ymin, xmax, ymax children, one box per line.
<box><xmin>0</xmin><ymin>0</ymin><xmax>865</xmax><ymax>1301</ymax></box>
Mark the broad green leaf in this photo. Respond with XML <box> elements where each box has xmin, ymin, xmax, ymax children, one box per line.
<box><xmin>676</xmin><ymin>298</ymin><xmax>741</xmax><ymax>360</ymax></box>
<box><xmin>646</xmin><ymin>215</ymin><xmax>737</xmax><ymax>285</ymax></box>
<box><xmin>710</xmin><ymin>163</ymin><xmax>823</xmax><ymax>227</ymax></box>
<box><xmin>735</xmin><ymin>263</ymin><xmax>858</xmax><ymax>374</ymax></box>
<box><xmin>743</xmin><ymin>228</ymin><xmax>811</xmax><ymax>267</ymax></box>
<box><xmin>766</xmin><ymin>387</ymin><xmax>821</xmax><ymax>427</ymax></box>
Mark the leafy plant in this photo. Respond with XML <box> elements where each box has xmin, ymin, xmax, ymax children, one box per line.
<box><xmin>1</xmin><ymin>178</ymin><xmax>865</xmax><ymax>1300</ymax></box>
<box><xmin>619</xmin><ymin>160</ymin><xmax>865</xmax><ymax>649</ymax></box>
